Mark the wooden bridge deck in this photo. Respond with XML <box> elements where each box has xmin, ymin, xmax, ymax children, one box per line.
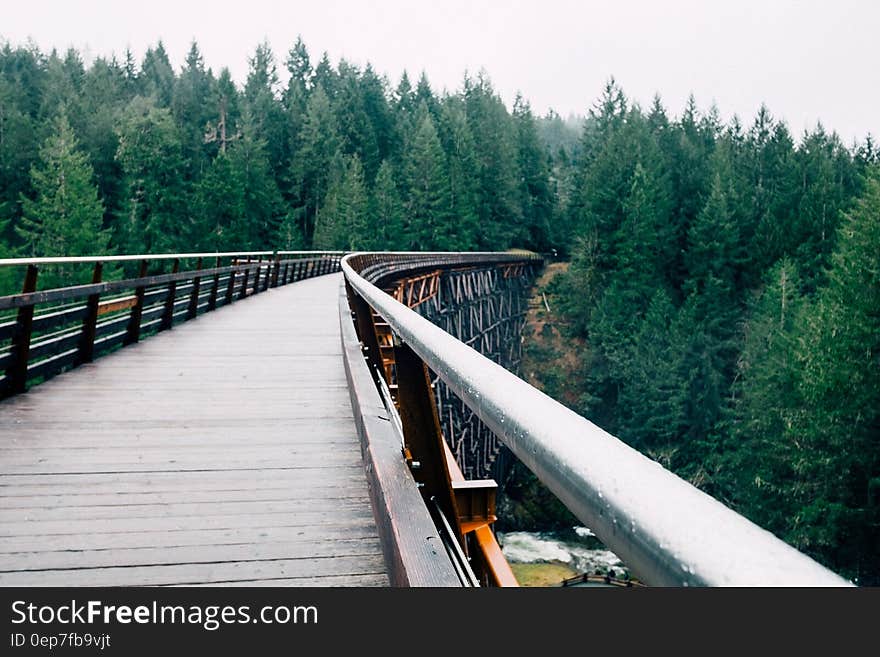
<box><xmin>0</xmin><ymin>273</ymin><xmax>389</xmax><ymax>586</ymax></box>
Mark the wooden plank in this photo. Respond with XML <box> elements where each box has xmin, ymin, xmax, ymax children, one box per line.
<box><xmin>1</xmin><ymin>538</ymin><xmax>385</xmax><ymax>572</ymax></box>
<box><xmin>0</xmin><ymin>553</ymin><xmax>388</xmax><ymax>586</ymax></box>
<box><xmin>0</xmin><ymin>508</ymin><xmax>377</xmax><ymax>537</ymax></box>
<box><xmin>0</xmin><ymin>521</ymin><xmax>381</xmax><ymax>554</ymax></box>
<box><xmin>0</xmin><ymin>458</ymin><xmax>364</xmax><ymax>476</ymax></box>
<box><xmin>1</xmin><ymin>487</ymin><xmax>373</xmax><ymax>508</ymax></box>
<box><xmin>191</xmin><ymin>573</ymin><xmax>389</xmax><ymax>587</ymax></box>
<box><xmin>0</xmin><ymin>437</ymin><xmax>364</xmax><ymax>450</ymax></box>
<box><xmin>0</xmin><ymin>469</ymin><xmax>370</xmax><ymax>495</ymax></box>
<box><xmin>0</xmin><ymin>496</ymin><xmax>372</xmax><ymax>523</ymax></box>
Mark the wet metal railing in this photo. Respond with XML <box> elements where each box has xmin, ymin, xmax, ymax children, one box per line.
<box><xmin>341</xmin><ymin>252</ymin><xmax>851</xmax><ymax>587</ymax></box>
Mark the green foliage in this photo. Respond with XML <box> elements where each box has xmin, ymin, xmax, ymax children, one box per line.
<box><xmin>436</xmin><ymin>100</ymin><xmax>479</xmax><ymax>249</ymax></box>
<box><xmin>784</xmin><ymin>170</ymin><xmax>880</xmax><ymax>581</ymax></box>
<box><xmin>366</xmin><ymin>160</ymin><xmax>405</xmax><ymax>250</ymax></box>
<box><xmin>16</xmin><ymin>113</ymin><xmax>110</xmax><ymax>287</ymax></box>
<box><xmin>463</xmin><ymin>73</ymin><xmax>522</xmax><ymax>248</ymax></box>
<box><xmin>193</xmin><ymin>113</ymin><xmax>284</xmax><ymax>251</ymax></box>
<box><xmin>513</xmin><ymin>94</ymin><xmax>554</xmax><ymax>251</ymax></box>
<box><xmin>401</xmin><ymin>108</ymin><xmax>455</xmax><ymax>249</ymax></box>
<box><xmin>115</xmin><ymin>95</ymin><xmax>188</xmax><ymax>253</ymax></box>
<box><xmin>289</xmin><ymin>84</ymin><xmax>341</xmax><ymax>245</ymax></box>
<box><xmin>313</xmin><ymin>154</ymin><xmax>368</xmax><ymax>250</ymax></box>
<box><xmin>549</xmin><ymin>78</ymin><xmax>872</xmax><ymax>581</ymax></box>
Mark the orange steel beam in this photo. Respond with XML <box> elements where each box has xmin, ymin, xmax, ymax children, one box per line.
<box><xmin>443</xmin><ymin>440</ymin><xmax>519</xmax><ymax>587</ymax></box>
<box><xmin>393</xmin><ymin>270</ymin><xmax>441</xmax><ymax>310</ymax></box>
<box><xmin>472</xmin><ymin>524</ymin><xmax>519</xmax><ymax>587</ymax></box>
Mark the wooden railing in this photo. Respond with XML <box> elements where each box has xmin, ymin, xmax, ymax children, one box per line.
<box><xmin>0</xmin><ymin>251</ymin><xmax>343</xmax><ymax>398</ymax></box>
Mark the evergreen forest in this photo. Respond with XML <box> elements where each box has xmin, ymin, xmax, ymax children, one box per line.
<box><xmin>0</xmin><ymin>39</ymin><xmax>877</xmax><ymax>584</ymax></box>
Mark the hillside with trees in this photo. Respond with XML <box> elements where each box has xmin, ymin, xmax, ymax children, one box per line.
<box><xmin>0</xmin><ymin>39</ymin><xmax>877</xmax><ymax>583</ymax></box>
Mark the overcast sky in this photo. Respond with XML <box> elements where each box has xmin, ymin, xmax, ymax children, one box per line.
<box><xmin>2</xmin><ymin>0</ymin><xmax>877</xmax><ymax>144</ymax></box>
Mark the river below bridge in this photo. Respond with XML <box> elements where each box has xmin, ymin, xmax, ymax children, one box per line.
<box><xmin>497</xmin><ymin>527</ymin><xmax>626</xmax><ymax>586</ymax></box>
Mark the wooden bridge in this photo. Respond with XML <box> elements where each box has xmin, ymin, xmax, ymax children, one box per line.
<box><xmin>0</xmin><ymin>252</ymin><xmax>851</xmax><ymax>587</ymax></box>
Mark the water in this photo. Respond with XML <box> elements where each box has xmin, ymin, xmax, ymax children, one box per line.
<box><xmin>497</xmin><ymin>526</ymin><xmax>626</xmax><ymax>576</ymax></box>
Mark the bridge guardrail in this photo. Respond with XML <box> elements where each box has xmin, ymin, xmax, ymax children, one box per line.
<box><xmin>341</xmin><ymin>251</ymin><xmax>851</xmax><ymax>587</ymax></box>
<box><xmin>0</xmin><ymin>251</ymin><xmax>343</xmax><ymax>397</ymax></box>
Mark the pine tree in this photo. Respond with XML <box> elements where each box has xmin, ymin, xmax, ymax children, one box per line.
<box><xmin>172</xmin><ymin>42</ymin><xmax>217</xmax><ymax>178</ymax></box>
<box><xmin>140</xmin><ymin>42</ymin><xmax>174</xmax><ymax>106</ymax></box>
<box><xmin>205</xmin><ymin>68</ymin><xmax>242</xmax><ymax>156</ymax></box>
<box><xmin>618</xmin><ymin>289</ymin><xmax>687</xmax><ymax>448</ymax></box>
<box><xmin>16</xmin><ymin>113</ymin><xmax>110</xmax><ymax>286</ymax></box>
<box><xmin>115</xmin><ymin>96</ymin><xmax>188</xmax><ymax>253</ymax></box>
<box><xmin>313</xmin><ymin>154</ymin><xmax>367</xmax><ymax>250</ymax></box>
<box><xmin>283</xmin><ymin>37</ymin><xmax>312</xmax><ymax>183</ymax></box>
<box><xmin>285</xmin><ymin>36</ymin><xmax>313</xmax><ymax>94</ymax></box>
<box><xmin>334</xmin><ymin>60</ymin><xmax>380</xmax><ymax>179</ymax></box>
<box><xmin>679</xmin><ymin>173</ymin><xmax>742</xmax><ymax>441</ymax></box>
<box><xmin>792</xmin><ymin>126</ymin><xmax>860</xmax><ymax>289</ymax></box>
<box><xmin>193</xmin><ymin>150</ymin><xmax>246</xmax><ymax>251</ymax></box>
<box><xmin>722</xmin><ymin>259</ymin><xmax>804</xmax><ymax>529</ymax></box>
<box><xmin>77</xmin><ymin>56</ymin><xmax>127</xmax><ymax>232</ymax></box>
<box><xmin>312</xmin><ymin>52</ymin><xmax>337</xmax><ymax>98</ymax></box>
<box><xmin>463</xmin><ymin>73</ymin><xmax>521</xmax><ymax>248</ymax></box>
<box><xmin>785</xmin><ymin>168</ymin><xmax>880</xmax><ymax>583</ymax></box>
<box><xmin>513</xmin><ymin>94</ymin><xmax>554</xmax><ymax>251</ymax></box>
<box><xmin>744</xmin><ymin>108</ymin><xmax>799</xmax><ymax>278</ymax></box>
<box><xmin>244</xmin><ymin>41</ymin><xmax>288</xmax><ymax>184</ymax></box>
<box><xmin>401</xmin><ymin>109</ymin><xmax>453</xmax><ymax>250</ymax></box>
<box><xmin>368</xmin><ymin>160</ymin><xmax>405</xmax><ymax>250</ymax></box>
<box><xmin>289</xmin><ymin>85</ymin><xmax>341</xmax><ymax>245</ymax></box>
<box><xmin>227</xmin><ymin>113</ymin><xmax>285</xmax><ymax>248</ymax></box>
<box><xmin>0</xmin><ymin>45</ymin><xmax>43</xmax><ymax>239</ymax></box>
<box><xmin>437</xmin><ymin>100</ymin><xmax>479</xmax><ymax>249</ymax></box>
<box><xmin>361</xmin><ymin>64</ymin><xmax>395</xmax><ymax>166</ymax></box>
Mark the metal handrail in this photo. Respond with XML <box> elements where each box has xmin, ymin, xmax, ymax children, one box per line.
<box><xmin>0</xmin><ymin>251</ymin><xmax>345</xmax><ymax>267</ymax></box>
<box><xmin>341</xmin><ymin>252</ymin><xmax>852</xmax><ymax>587</ymax></box>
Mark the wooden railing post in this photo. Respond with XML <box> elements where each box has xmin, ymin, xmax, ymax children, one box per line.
<box><xmin>264</xmin><ymin>255</ymin><xmax>273</xmax><ymax>291</ymax></box>
<box><xmin>281</xmin><ymin>262</ymin><xmax>290</xmax><ymax>286</ymax></box>
<box><xmin>208</xmin><ymin>256</ymin><xmax>221</xmax><ymax>312</ymax></box>
<box><xmin>5</xmin><ymin>264</ymin><xmax>39</xmax><ymax>394</ymax></box>
<box><xmin>252</xmin><ymin>256</ymin><xmax>262</xmax><ymax>294</ymax></box>
<box><xmin>187</xmin><ymin>257</ymin><xmax>203</xmax><ymax>320</ymax></box>
<box><xmin>259</xmin><ymin>257</ymin><xmax>268</xmax><ymax>292</ymax></box>
<box><xmin>225</xmin><ymin>259</ymin><xmax>237</xmax><ymax>306</ymax></box>
<box><xmin>159</xmin><ymin>258</ymin><xmax>179</xmax><ymax>332</ymax></box>
<box><xmin>271</xmin><ymin>253</ymin><xmax>282</xmax><ymax>288</ymax></box>
<box><xmin>124</xmin><ymin>259</ymin><xmax>148</xmax><ymax>345</ymax></box>
<box><xmin>238</xmin><ymin>257</ymin><xmax>251</xmax><ymax>300</ymax></box>
<box><xmin>77</xmin><ymin>261</ymin><xmax>103</xmax><ymax>364</ymax></box>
